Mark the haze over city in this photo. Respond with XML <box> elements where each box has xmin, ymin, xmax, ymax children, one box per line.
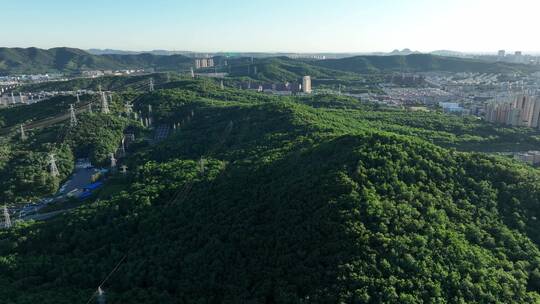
<box><xmin>3</xmin><ymin>0</ymin><xmax>540</xmax><ymax>53</ymax></box>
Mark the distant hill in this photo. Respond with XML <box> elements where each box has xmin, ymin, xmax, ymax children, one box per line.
<box><xmin>312</xmin><ymin>53</ymin><xmax>539</xmax><ymax>74</ymax></box>
<box><xmin>225</xmin><ymin>56</ymin><xmax>354</xmax><ymax>82</ymax></box>
<box><xmin>2</xmin><ymin>48</ymin><xmax>538</xmax><ymax>76</ymax></box>
<box><xmin>0</xmin><ymin>47</ymin><xmax>193</xmax><ymax>75</ymax></box>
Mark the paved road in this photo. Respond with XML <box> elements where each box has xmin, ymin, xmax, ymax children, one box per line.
<box><xmin>61</xmin><ymin>167</ymin><xmax>100</xmax><ymax>194</ymax></box>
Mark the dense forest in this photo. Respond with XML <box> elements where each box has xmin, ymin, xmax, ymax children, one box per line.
<box><xmin>0</xmin><ymin>47</ymin><xmax>193</xmax><ymax>75</ymax></box>
<box><xmin>1</xmin><ymin>79</ymin><xmax>540</xmax><ymax>303</ymax></box>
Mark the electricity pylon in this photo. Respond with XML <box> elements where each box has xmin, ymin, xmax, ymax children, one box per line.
<box><xmin>120</xmin><ymin>137</ymin><xmax>126</xmax><ymax>157</ymax></box>
<box><xmin>2</xmin><ymin>205</ymin><xmax>11</xmax><ymax>229</ymax></box>
<box><xmin>191</xmin><ymin>67</ymin><xmax>195</xmax><ymax>78</ymax></box>
<box><xmin>101</xmin><ymin>92</ymin><xmax>110</xmax><ymax>114</ymax></box>
<box><xmin>149</xmin><ymin>78</ymin><xmax>155</xmax><ymax>92</ymax></box>
<box><xmin>97</xmin><ymin>287</ymin><xmax>106</xmax><ymax>304</ymax></box>
<box><xmin>124</xmin><ymin>102</ymin><xmax>133</xmax><ymax>115</ymax></box>
<box><xmin>110</xmin><ymin>153</ymin><xmax>117</xmax><ymax>168</ymax></box>
<box><xmin>199</xmin><ymin>157</ymin><xmax>205</xmax><ymax>174</ymax></box>
<box><xmin>49</xmin><ymin>154</ymin><xmax>60</xmax><ymax>177</ymax></box>
<box><xmin>20</xmin><ymin>124</ymin><xmax>27</xmax><ymax>141</ymax></box>
<box><xmin>69</xmin><ymin>104</ymin><xmax>78</xmax><ymax>127</ymax></box>
<box><xmin>76</xmin><ymin>91</ymin><xmax>80</xmax><ymax>103</ymax></box>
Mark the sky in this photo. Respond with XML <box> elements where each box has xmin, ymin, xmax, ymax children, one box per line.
<box><xmin>2</xmin><ymin>0</ymin><xmax>540</xmax><ymax>53</ymax></box>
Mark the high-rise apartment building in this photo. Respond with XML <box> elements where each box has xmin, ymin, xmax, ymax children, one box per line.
<box><xmin>302</xmin><ymin>76</ymin><xmax>312</xmax><ymax>94</ymax></box>
<box><xmin>486</xmin><ymin>95</ymin><xmax>540</xmax><ymax>128</ymax></box>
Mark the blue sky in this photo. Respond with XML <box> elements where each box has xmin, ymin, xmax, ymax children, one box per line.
<box><xmin>2</xmin><ymin>0</ymin><xmax>540</xmax><ymax>53</ymax></box>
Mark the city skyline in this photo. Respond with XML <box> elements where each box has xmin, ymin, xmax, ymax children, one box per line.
<box><xmin>3</xmin><ymin>0</ymin><xmax>540</xmax><ymax>53</ymax></box>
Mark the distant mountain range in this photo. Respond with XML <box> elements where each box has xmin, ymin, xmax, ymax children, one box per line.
<box><xmin>0</xmin><ymin>47</ymin><xmax>538</xmax><ymax>76</ymax></box>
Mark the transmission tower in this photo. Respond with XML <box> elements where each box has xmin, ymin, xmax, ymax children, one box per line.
<box><xmin>120</xmin><ymin>165</ymin><xmax>128</xmax><ymax>175</ymax></box>
<box><xmin>101</xmin><ymin>92</ymin><xmax>110</xmax><ymax>114</ymax></box>
<box><xmin>76</xmin><ymin>91</ymin><xmax>81</xmax><ymax>103</ymax></box>
<box><xmin>110</xmin><ymin>153</ymin><xmax>117</xmax><ymax>168</ymax></box>
<box><xmin>124</xmin><ymin>102</ymin><xmax>133</xmax><ymax>115</ymax></box>
<box><xmin>49</xmin><ymin>154</ymin><xmax>60</xmax><ymax>177</ymax></box>
<box><xmin>69</xmin><ymin>104</ymin><xmax>78</xmax><ymax>127</ymax></box>
<box><xmin>220</xmin><ymin>80</ymin><xmax>224</xmax><ymax>90</ymax></box>
<box><xmin>199</xmin><ymin>157</ymin><xmax>205</xmax><ymax>174</ymax></box>
<box><xmin>149</xmin><ymin>78</ymin><xmax>155</xmax><ymax>92</ymax></box>
<box><xmin>2</xmin><ymin>205</ymin><xmax>11</xmax><ymax>229</ymax></box>
<box><xmin>20</xmin><ymin>124</ymin><xmax>27</xmax><ymax>141</ymax></box>
<box><xmin>191</xmin><ymin>67</ymin><xmax>195</xmax><ymax>78</ymax></box>
<box><xmin>97</xmin><ymin>287</ymin><xmax>106</xmax><ymax>304</ymax></box>
<box><xmin>120</xmin><ymin>137</ymin><xmax>126</xmax><ymax>157</ymax></box>
<box><xmin>88</xmin><ymin>103</ymin><xmax>93</xmax><ymax>113</ymax></box>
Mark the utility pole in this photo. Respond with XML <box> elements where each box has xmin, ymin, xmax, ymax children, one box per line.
<box><xmin>2</xmin><ymin>205</ymin><xmax>11</xmax><ymax>229</ymax></box>
<box><xmin>69</xmin><ymin>104</ymin><xmax>78</xmax><ymax>127</ymax></box>
<box><xmin>191</xmin><ymin>67</ymin><xmax>195</xmax><ymax>79</ymax></box>
<box><xmin>149</xmin><ymin>78</ymin><xmax>155</xmax><ymax>92</ymax></box>
<box><xmin>101</xmin><ymin>92</ymin><xmax>110</xmax><ymax>114</ymax></box>
<box><xmin>220</xmin><ymin>80</ymin><xmax>224</xmax><ymax>90</ymax></box>
<box><xmin>76</xmin><ymin>91</ymin><xmax>80</xmax><ymax>103</ymax></box>
<box><xmin>20</xmin><ymin>124</ymin><xmax>27</xmax><ymax>141</ymax></box>
<box><xmin>49</xmin><ymin>154</ymin><xmax>60</xmax><ymax>177</ymax></box>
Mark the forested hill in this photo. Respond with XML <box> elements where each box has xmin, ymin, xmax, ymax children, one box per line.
<box><xmin>3</xmin><ymin>80</ymin><xmax>540</xmax><ymax>302</ymax></box>
<box><xmin>0</xmin><ymin>47</ymin><xmax>193</xmax><ymax>74</ymax></box>
<box><xmin>311</xmin><ymin>53</ymin><xmax>540</xmax><ymax>74</ymax></box>
<box><xmin>2</xmin><ymin>47</ymin><xmax>539</xmax><ymax>76</ymax></box>
<box><xmin>225</xmin><ymin>56</ymin><xmax>354</xmax><ymax>81</ymax></box>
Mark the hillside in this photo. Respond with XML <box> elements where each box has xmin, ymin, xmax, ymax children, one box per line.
<box><xmin>224</xmin><ymin>56</ymin><xmax>354</xmax><ymax>82</ymax></box>
<box><xmin>312</xmin><ymin>54</ymin><xmax>540</xmax><ymax>74</ymax></box>
<box><xmin>2</xmin><ymin>82</ymin><xmax>540</xmax><ymax>302</ymax></box>
<box><xmin>0</xmin><ymin>47</ymin><xmax>193</xmax><ymax>75</ymax></box>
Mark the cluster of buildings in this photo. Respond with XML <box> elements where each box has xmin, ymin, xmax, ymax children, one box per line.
<box><xmin>439</xmin><ymin>102</ymin><xmax>467</xmax><ymax>114</ymax></box>
<box><xmin>81</xmin><ymin>69</ymin><xmax>146</xmax><ymax>78</ymax></box>
<box><xmin>485</xmin><ymin>95</ymin><xmax>540</xmax><ymax>128</ymax></box>
<box><xmin>514</xmin><ymin>151</ymin><xmax>540</xmax><ymax>165</ymax></box>
<box><xmin>194</xmin><ymin>58</ymin><xmax>215</xmax><ymax>69</ymax></box>
<box><xmin>380</xmin><ymin>87</ymin><xmax>453</xmax><ymax>106</ymax></box>
<box><xmin>496</xmin><ymin>50</ymin><xmax>529</xmax><ymax>64</ymax></box>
